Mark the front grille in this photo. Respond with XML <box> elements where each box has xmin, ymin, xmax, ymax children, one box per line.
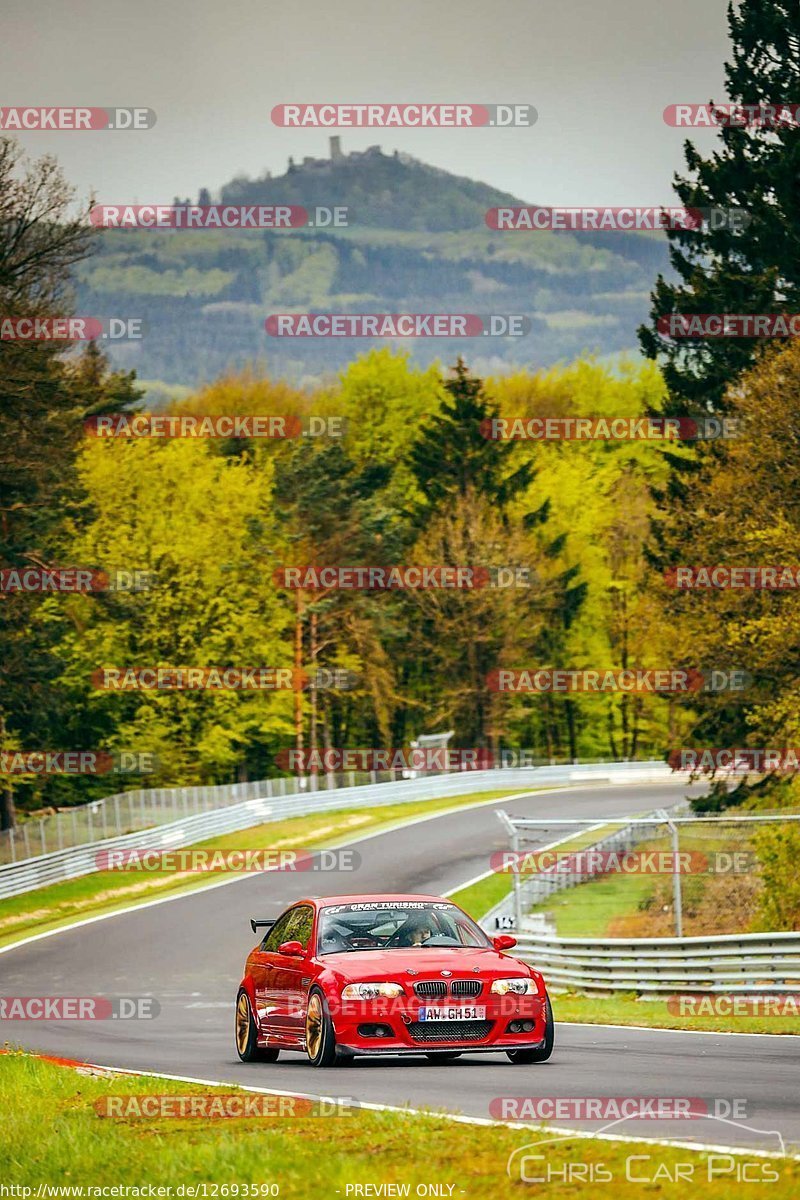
<box><xmin>413</xmin><ymin>981</ymin><xmax>447</xmax><ymax>998</ymax></box>
<box><xmin>450</xmin><ymin>979</ymin><xmax>482</xmax><ymax>996</ymax></box>
<box><xmin>407</xmin><ymin>1020</ymin><xmax>493</xmax><ymax>1043</ymax></box>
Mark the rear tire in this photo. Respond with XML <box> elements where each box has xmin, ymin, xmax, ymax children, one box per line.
<box><xmin>235</xmin><ymin>989</ymin><xmax>280</xmax><ymax>1063</ymax></box>
<box><xmin>506</xmin><ymin>994</ymin><xmax>554</xmax><ymax>1064</ymax></box>
<box><xmin>305</xmin><ymin>988</ymin><xmax>338</xmax><ymax>1067</ymax></box>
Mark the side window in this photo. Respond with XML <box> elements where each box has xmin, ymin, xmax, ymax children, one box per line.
<box><xmin>261</xmin><ymin>911</ymin><xmax>293</xmax><ymax>952</ymax></box>
<box><xmin>283</xmin><ymin>905</ymin><xmax>314</xmax><ymax>950</ymax></box>
<box><xmin>287</xmin><ymin>907</ymin><xmax>311</xmax><ymax>945</ymax></box>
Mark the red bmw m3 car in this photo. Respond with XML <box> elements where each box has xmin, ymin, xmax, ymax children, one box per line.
<box><xmin>235</xmin><ymin>893</ymin><xmax>554</xmax><ymax>1067</ymax></box>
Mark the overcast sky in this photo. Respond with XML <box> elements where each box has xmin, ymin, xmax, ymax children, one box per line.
<box><xmin>2</xmin><ymin>0</ymin><xmax>733</xmax><ymax>206</ymax></box>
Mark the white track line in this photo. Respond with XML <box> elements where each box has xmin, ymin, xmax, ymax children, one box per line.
<box><xmin>36</xmin><ymin>1056</ymin><xmax>799</xmax><ymax>1161</ymax></box>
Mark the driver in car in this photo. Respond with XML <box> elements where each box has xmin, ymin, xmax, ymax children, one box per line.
<box><xmin>395</xmin><ymin>914</ymin><xmax>436</xmax><ymax>946</ymax></box>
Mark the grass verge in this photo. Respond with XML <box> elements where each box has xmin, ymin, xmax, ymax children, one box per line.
<box><xmin>550</xmin><ymin>991</ymin><xmax>800</xmax><ymax>1036</ymax></box>
<box><xmin>531</xmin><ymin>825</ymin><xmax>765</xmax><ymax>939</ymax></box>
<box><xmin>1</xmin><ymin>1052</ymin><xmax>795</xmax><ymax>1198</ymax></box>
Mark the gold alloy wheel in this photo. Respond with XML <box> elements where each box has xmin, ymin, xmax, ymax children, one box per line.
<box><xmin>236</xmin><ymin>992</ymin><xmax>251</xmax><ymax>1055</ymax></box>
<box><xmin>306</xmin><ymin>992</ymin><xmax>324</xmax><ymax>1058</ymax></box>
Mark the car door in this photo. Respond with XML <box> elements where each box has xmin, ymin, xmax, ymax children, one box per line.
<box><xmin>252</xmin><ymin>910</ymin><xmax>293</xmax><ymax>1035</ymax></box>
<box><xmin>279</xmin><ymin>905</ymin><xmax>315</xmax><ymax>1039</ymax></box>
<box><xmin>262</xmin><ymin>904</ymin><xmax>314</xmax><ymax>1043</ymax></box>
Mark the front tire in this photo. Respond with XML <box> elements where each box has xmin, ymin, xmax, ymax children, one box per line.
<box><xmin>305</xmin><ymin>988</ymin><xmax>338</xmax><ymax>1067</ymax></box>
<box><xmin>235</xmin><ymin>989</ymin><xmax>279</xmax><ymax>1063</ymax></box>
<box><xmin>506</xmin><ymin>994</ymin><xmax>554</xmax><ymax>1064</ymax></box>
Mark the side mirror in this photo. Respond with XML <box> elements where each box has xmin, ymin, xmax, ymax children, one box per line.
<box><xmin>492</xmin><ymin>934</ymin><xmax>517</xmax><ymax>952</ymax></box>
<box><xmin>279</xmin><ymin>940</ymin><xmax>305</xmax><ymax>957</ymax></box>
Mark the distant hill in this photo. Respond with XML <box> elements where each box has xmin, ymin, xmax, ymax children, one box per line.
<box><xmin>76</xmin><ymin>140</ymin><xmax>671</xmax><ymax>393</ymax></box>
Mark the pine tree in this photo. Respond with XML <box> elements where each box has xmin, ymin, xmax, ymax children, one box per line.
<box><xmin>639</xmin><ymin>0</ymin><xmax>800</xmax><ymax>417</ymax></box>
<box><xmin>408</xmin><ymin>359</ymin><xmax>533</xmax><ymax>517</ymax></box>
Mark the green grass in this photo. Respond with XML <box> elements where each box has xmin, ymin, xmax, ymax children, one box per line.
<box><xmin>528</xmin><ymin>825</ymin><xmax>765</xmax><ymax>939</ymax></box>
<box><xmin>536</xmin><ymin>868</ymin><xmax>657</xmax><ymax>937</ymax></box>
<box><xmin>2</xmin><ymin>1053</ymin><xmax>796</xmax><ymax>1197</ymax></box>
<box><xmin>0</xmin><ymin>789</ymin><xmax>526</xmax><ymax>950</ymax></box>
<box><xmin>551</xmin><ymin>991</ymin><xmax>800</xmax><ymax>1036</ymax></box>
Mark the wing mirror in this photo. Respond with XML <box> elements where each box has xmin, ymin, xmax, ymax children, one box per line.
<box><xmin>492</xmin><ymin>934</ymin><xmax>517</xmax><ymax>951</ymax></box>
<box><xmin>278</xmin><ymin>940</ymin><xmax>305</xmax><ymax>957</ymax></box>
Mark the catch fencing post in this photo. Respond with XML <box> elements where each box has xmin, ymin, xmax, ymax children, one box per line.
<box><xmin>496</xmin><ymin>810</ymin><xmax>522</xmax><ymax>931</ymax></box>
<box><xmin>657</xmin><ymin>808</ymin><xmax>683</xmax><ymax>938</ymax></box>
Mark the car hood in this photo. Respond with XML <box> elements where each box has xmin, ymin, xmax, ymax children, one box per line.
<box><xmin>319</xmin><ymin>945</ymin><xmax>531</xmax><ymax>982</ymax></box>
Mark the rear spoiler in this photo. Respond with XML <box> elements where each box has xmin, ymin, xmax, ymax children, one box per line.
<box><xmin>250</xmin><ymin>918</ymin><xmax>276</xmax><ymax>934</ymax></box>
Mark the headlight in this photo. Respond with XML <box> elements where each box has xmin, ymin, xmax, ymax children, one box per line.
<box><xmin>341</xmin><ymin>982</ymin><xmax>405</xmax><ymax>999</ymax></box>
<box><xmin>490</xmin><ymin>977</ymin><xmax>537</xmax><ymax>995</ymax></box>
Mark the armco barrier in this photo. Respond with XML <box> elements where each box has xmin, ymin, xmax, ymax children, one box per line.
<box><xmin>508</xmin><ymin>929</ymin><xmax>800</xmax><ymax>994</ymax></box>
<box><xmin>0</xmin><ymin>761</ymin><xmax>673</xmax><ymax>898</ymax></box>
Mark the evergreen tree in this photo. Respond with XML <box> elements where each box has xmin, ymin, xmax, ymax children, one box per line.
<box><xmin>408</xmin><ymin>359</ymin><xmax>533</xmax><ymax>518</ymax></box>
<box><xmin>640</xmin><ymin>0</ymin><xmax>800</xmax><ymax>417</ymax></box>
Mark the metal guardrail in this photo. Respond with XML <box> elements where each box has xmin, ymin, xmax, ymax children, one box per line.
<box><xmin>0</xmin><ymin>760</ymin><xmax>673</xmax><ymax>898</ymax></box>
<box><xmin>0</xmin><ymin>757</ymin><xmax>672</xmax><ymax>867</ymax></box>
<box><xmin>510</xmin><ymin>929</ymin><xmax>800</xmax><ymax>994</ymax></box>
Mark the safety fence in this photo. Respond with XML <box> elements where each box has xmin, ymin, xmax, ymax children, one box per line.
<box><xmin>0</xmin><ymin>760</ymin><xmax>672</xmax><ymax>898</ymax></box>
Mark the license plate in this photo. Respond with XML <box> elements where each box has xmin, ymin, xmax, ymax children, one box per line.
<box><xmin>418</xmin><ymin>1005</ymin><xmax>486</xmax><ymax>1021</ymax></box>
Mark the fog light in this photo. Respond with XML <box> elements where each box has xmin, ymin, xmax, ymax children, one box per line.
<box><xmin>507</xmin><ymin>1019</ymin><xmax>535</xmax><ymax>1033</ymax></box>
<box><xmin>358</xmin><ymin>1023</ymin><xmax>393</xmax><ymax>1038</ymax></box>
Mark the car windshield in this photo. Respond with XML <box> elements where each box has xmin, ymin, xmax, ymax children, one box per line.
<box><xmin>317</xmin><ymin>901</ymin><xmax>491</xmax><ymax>955</ymax></box>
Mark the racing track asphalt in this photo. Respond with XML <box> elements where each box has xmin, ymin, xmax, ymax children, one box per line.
<box><xmin>1</xmin><ymin>779</ymin><xmax>798</xmax><ymax>1154</ymax></box>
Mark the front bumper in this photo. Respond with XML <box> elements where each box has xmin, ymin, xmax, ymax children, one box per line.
<box><xmin>331</xmin><ymin>992</ymin><xmax>547</xmax><ymax>1054</ymax></box>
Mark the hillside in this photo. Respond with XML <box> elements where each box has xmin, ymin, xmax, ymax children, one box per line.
<box><xmin>76</xmin><ymin>141</ymin><xmax>671</xmax><ymax>393</ymax></box>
